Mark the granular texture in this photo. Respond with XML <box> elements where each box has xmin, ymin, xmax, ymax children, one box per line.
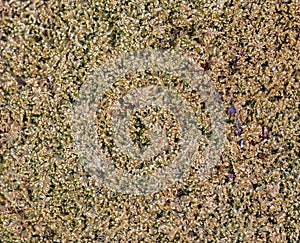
<box><xmin>0</xmin><ymin>0</ymin><xmax>299</xmax><ymax>242</ymax></box>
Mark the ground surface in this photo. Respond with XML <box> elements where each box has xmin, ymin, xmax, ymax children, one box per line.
<box><xmin>0</xmin><ymin>0</ymin><xmax>299</xmax><ymax>242</ymax></box>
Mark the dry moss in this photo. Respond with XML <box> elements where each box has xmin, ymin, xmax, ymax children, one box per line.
<box><xmin>0</xmin><ymin>0</ymin><xmax>299</xmax><ymax>242</ymax></box>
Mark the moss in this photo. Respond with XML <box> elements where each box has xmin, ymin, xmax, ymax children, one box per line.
<box><xmin>0</xmin><ymin>0</ymin><xmax>299</xmax><ymax>241</ymax></box>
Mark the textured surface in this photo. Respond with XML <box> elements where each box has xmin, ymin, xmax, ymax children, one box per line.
<box><xmin>0</xmin><ymin>0</ymin><xmax>299</xmax><ymax>242</ymax></box>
